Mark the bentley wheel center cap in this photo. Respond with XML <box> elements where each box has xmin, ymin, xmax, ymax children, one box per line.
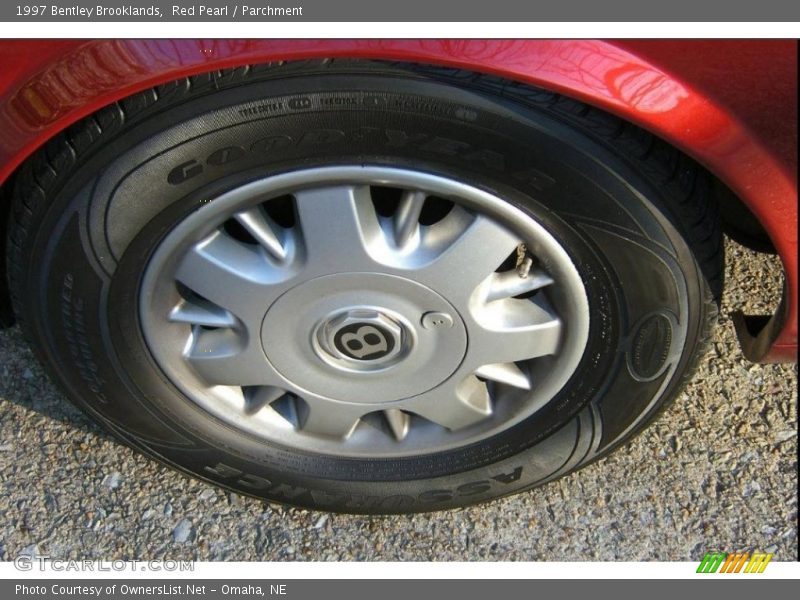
<box><xmin>323</xmin><ymin>310</ymin><xmax>404</xmax><ymax>365</ymax></box>
<box><xmin>260</xmin><ymin>272</ymin><xmax>468</xmax><ymax>404</ymax></box>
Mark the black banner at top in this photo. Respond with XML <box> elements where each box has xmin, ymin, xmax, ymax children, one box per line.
<box><xmin>3</xmin><ymin>0</ymin><xmax>800</xmax><ymax>22</ymax></box>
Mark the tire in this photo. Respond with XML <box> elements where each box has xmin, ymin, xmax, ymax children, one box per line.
<box><xmin>6</xmin><ymin>61</ymin><xmax>722</xmax><ymax>513</ymax></box>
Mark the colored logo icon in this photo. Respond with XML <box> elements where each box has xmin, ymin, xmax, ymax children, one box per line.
<box><xmin>696</xmin><ymin>552</ymin><xmax>773</xmax><ymax>573</ymax></box>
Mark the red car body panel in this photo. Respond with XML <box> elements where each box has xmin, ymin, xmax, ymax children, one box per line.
<box><xmin>0</xmin><ymin>39</ymin><xmax>796</xmax><ymax>361</ymax></box>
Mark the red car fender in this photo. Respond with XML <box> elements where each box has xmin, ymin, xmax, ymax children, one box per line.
<box><xmin>0</xmin><ymin>39</ymin><xmax>795</xmax><ymax>361</ymax></box>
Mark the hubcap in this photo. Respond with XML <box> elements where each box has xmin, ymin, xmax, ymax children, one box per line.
<box><xmin>139</xmin><ymin>166</ymin><xmax>589</xmax><ymax>457</ymax></box>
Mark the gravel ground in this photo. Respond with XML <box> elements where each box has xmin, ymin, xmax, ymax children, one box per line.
<box><xmin>0</xmin><ymin>238</ymin><xmax>796</xmax><ymax>561</ymax></box>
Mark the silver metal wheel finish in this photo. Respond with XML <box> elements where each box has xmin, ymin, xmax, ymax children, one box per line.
<box><xmin>140</xmin><ymin>166</ymin><xmax>589</xmax><ymax>457</ymax></box>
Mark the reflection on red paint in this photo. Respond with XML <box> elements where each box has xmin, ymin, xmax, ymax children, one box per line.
<box><xmin>0</xmin><ymin>39</ymin><xmax>795</xmax><ymax>361</ymax></box>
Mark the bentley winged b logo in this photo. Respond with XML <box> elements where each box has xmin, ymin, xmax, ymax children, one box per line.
<box><xmin>334</xmin><ymin>323</ymin><xmax>394</xmax><ymax>360</ymax></box>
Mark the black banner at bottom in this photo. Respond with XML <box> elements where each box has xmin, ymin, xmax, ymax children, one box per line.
<box><xmin>3</xmin><ymin>579</ymin><xmax>799</xmax><ymax>600</ymax></box>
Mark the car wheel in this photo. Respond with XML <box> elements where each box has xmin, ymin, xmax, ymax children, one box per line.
<box><xmin>6</xmin><ymin>61</ymin><xmax>722</xmax><ymax>512</ymax></box>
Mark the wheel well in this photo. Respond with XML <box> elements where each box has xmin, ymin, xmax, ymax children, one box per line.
<box><xmin>712</xmin><ymin>178</ymin><xmax>776</xmax><ymax>254</ymax></box>
<box><xmin>0</xmin><ymin>170</ymin><xmax>15</xmax><ymax>327</ymax></box>
<box><xmin>0</xmin><ymin>60</ymin><xmax>775</xmax><ymax>327</ymax></box>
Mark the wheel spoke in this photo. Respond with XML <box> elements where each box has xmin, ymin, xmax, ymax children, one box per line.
<box><xmin>469</xmin><ymin>294</ymin><xmax>562</xmax><ymax>365</ymax></box>
<box><xmin>393</xmin><ymin>190</ymin><xmax>427</xmax><ymax>248</ymax></box>
<box><xmin>384</xmin><ymin>409</ymin><xmax>411</xmax><ymax>441</ymax></box>
<box><xmin>475</xmin><ymin>362</ymin><xmax>532</xmax><ymax>390</ymax></box>
<box><xmin>268</xmin><ymin>394</ymin><xmax>301</xmax><ymax>428</ymax></box>
<box><xmin>298</xmin><ymin>398</ymin><xmax>364</xmax><ymax>439</ymax></box>
<box><xmin>174</xmin><ymin>231</ymin><xmax>283</xmax><ymax>319</ymax></box>
<box><xmin>484</xmin><ymin>268</ymin><xmax>554</xmax><ymax>302</ymax></box>
<box><xmin>234</xmin><ymin>206</ymin><xmax>288</xmax><ymax>262</ymax></box>
<box><xmin>169</xmin><ymin>297</ymin><xmax>237</xmax><ymax>329</ymax></box>
<box><xmin>406</xmin><ymin>377</ymin><xmax>492</xmax><ymax>431</ymax></box>
<box><xmin>415</xmin><ymin>209</ymin><xmax>521</xmax><ymax>299</ymax></box>
<box><xmin>184</xmin><ymin>328</ymin><xmax>276</xmax><ymax>386</ymax></box>
<box><xmin>244</xmin><ymin>386</ymin><xmax>287</xmax><ymax>415</ymax></box>
<box><xmin>293</xmin><ymin>185</ymin><xmax>381</xmax><ymax>270</ymax></box>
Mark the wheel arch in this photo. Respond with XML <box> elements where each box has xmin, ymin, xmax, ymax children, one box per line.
<box><xmin>0</xmin><ymin>40</ymin><xmax>795</xmax><ymax>361</ymax></box>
